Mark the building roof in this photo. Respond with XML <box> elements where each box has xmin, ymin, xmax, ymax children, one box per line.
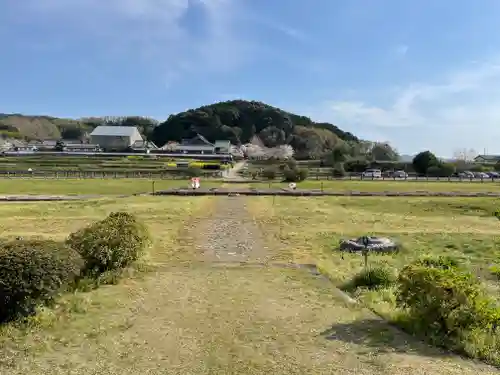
<box><xmin>131</xmin><ymin>140</ymin><xmax>158</xmax><ymax>149</ymax></box>
<box><xmin>181</xmin><ymin>133</ymin><xmax>213</xmax><ymax>146</ymax></box>
<box><xmin>90</xmin><ymin>126</ymin><xmax>139</xmax><ymax>137</ymax></box>
<box><xmin>65</xmin><ymin>144</ymin><xmax>100</xmax><ymax>148</ymax></box>
<box><xmin>474</xmin><ymin>154</ymin><xmax>500</xmax><ymax>162</ymax></box>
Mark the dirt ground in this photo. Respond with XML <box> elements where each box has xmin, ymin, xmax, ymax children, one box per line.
<box><xmin>0</xmin><ymin>196</ymin><xmax>498</xmax><ymax>374</ymax></box>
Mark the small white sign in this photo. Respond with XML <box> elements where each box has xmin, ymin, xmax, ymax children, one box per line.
<box><xmin>289</xmin><ymin>182</ymin><xmax>296</xmax><ymax>190</ymax></box>
<box><xmin>190</xmin><ymin>177</ymin><xmax>200</xmax><ymax>189</ymax></box>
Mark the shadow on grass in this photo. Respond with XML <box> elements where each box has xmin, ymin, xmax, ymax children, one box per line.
<box><xmin>320</xmin><ymin>318</ymin><xmax>447</xmax><ymax>358</ymax></box>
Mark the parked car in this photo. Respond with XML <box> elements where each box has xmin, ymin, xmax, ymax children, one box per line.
<box><xmin>487</xmin><ymin>171</ymin><xmax>500</xmax><ymax>178</ymax></box>
<box><xmin>473</xmin><ymin>172</ymin><xmax>490</xmax><ymax>179</ymax></box>
<box><xmin>362</xmin><ymin>169</ymin><xmax>382</xmax><ymax>179</ymax></box>
<box><xmin>458</xmin><ymin>171</ymin><xmax>474</xmax><ymax>178</ymax></box>
<box><xmin>392</xmin><ymin>170</ymin><xmax>408</xmax><ymax>178</ymax></box>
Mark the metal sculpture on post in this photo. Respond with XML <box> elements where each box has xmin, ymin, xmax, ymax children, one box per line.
<box><xmin>338</xmin><ymin>236</ymin><xmax>400</xmax><ymax>268</ymax></box>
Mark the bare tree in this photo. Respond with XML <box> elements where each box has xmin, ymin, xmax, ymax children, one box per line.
<box><xmin>453</xmin><ymin>148</ymin><xmax>478</xmax><ymax>162</ymax></box>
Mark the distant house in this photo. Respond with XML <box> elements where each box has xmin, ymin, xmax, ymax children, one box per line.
<box><xmin>130</xmin><ymin>140</ymin><xmax>158</xmax><ymax>153</ymax></box>
<box><xmin>28</xmin><ymin>140</ymin><xmax>59</xmax><ymax>151</ymax></box>
<box><xmin>90</xmin><ymin>126</ymin><xmax>143</xmax><ymax>151</ymax></box>
<box><xmin>64</xmin><ymin>143</ymin><xmax>101</xmax><ymax>152</ymax></box>
<box><xmin>214</xmin><ymin>140</ymin><xmax>231</xmax><ymax>154</ymax></box>
<box><xmin>11</xmin><ymin>140</ymin><xmax>31</xmax><ymax>151</ymax></box>
<box><xmin>175</xmin><ymin>134</ymin><xmax>216</xmax><ymax>154</ymax></box>
<box><xmin>172</xmin><ymin>134</ymin><xmax>232</xmax><ymax>155</ymax></box>
<box><xmin>474</xmin><ymin>155</ymin><xmax>500</xmax><ymax>164</ymax></box>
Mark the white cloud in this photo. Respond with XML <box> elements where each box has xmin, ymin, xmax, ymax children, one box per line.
<box><xmin>16</xmin><ymin>0</ymin><xmax>309</xmax><ymax>86</ymax></box>
<box><xmin>17</xmin><ymin>0</ymin><xmax>251</xmax><ymax>85</ymax></box>
<box><xmin>309</xmin><ymin>58</ymin><xmax>500</xmax><ymax>155</ymax></box>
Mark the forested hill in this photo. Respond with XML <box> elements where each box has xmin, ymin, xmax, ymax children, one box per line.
<box><xmin>1</xmin><ymin>100</ymin><xmax>366</xmax><ymax>158</ymax></box>
<box><xmin>152</xmin><ymin>100</ymin><xmax>360</xmax><ymax>158</ymax></box>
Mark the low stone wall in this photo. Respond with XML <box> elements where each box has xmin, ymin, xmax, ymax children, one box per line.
<box><xmin>153</xmin><ymin>188</ymin><xmax>500</xmax><ymax>197</ymax></box>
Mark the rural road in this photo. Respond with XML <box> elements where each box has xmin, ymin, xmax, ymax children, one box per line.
<box><xmin>223</xmin><ymin>161</ymin><xmax>248</xmax><ymax>181</ymax></box>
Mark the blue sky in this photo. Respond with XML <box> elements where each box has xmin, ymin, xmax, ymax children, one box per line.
<box><xmin>1</xmin><ymin>0</ymin><xmax>500</xmax><ymax>157</ymax></box>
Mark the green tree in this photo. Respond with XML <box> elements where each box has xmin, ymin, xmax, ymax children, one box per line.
<box><xmin>55</xmin><ymin>140</ymin><xmax>65</xmax><ymax>151</ymax></box>
<box><xmin>412</xmin><ymin>151</ymin><xmax>440</xmax><ymax>175</ymax></box>
<box><xmin>368</xmin><ymin>142</ymin><xmax>399</xmax><ymax>161</ymax></box>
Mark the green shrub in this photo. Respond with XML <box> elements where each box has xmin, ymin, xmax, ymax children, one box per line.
<box><xmin>66</xmin><ymin>211</ymin><xmax>150</xmax><ymax>277</ymax></box>
<box><xmin>426</xmin><ymin>165</ymin><xmax>443</xmax><ymax>177</ymax></box>
<box><xmin>332</xmin><ymin>164</ymin><xmax>346</xmax><ymax>177</ymax></box>
<box><xmin>0</xmin><ymin>240</ymin><xmax>83</xmax><ymax>322</ymax></box>
<box><xmin>283</xmin><ymin>167</ymin><xmax>308</xmax><ymax>182</ymax></box>
<box><xmin>396</xmin><ymin>256</ymin><xmax>500</xmax><ymax>351</ymax></box>
<box><xmin>490</xmin><ymin>265</ymin><xmax>500</xmax><ymax>280</ymax></box>
<box><xmin>261</xmin><ymin>167</ymin><xmax>277</xmax><ymax>180</ymax></box>
<box><xmin>285</xmin><ymin>159</ymin><xmax>298</xmax><ymax>169</ymax></box>
<box><xmin>183</xmin><ymin>168</ymin><xmax>203</xmax><ymax>177</ymax></box>
<box><xmin>413</xmin><ymin>255</ymin><xmax>461</xmax><ymax>270</ymax></box>
<box><xmin>343</xmin><ymin>267</ymin><xmax>395</xmax><ymax>291</ymax></box>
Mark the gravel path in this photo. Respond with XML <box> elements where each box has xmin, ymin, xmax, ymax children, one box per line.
<box><xmin>194</xmin><ymin>196</ymin><xmax>270</xmax><ymax>263</ymax></box>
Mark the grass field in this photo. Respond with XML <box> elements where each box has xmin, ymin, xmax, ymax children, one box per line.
<box><xmin>251</xmin><ymin>180</ymin><xmax>500</xmax><ymax>192</ymax></box>
<box><xmin>248</xmin><ymin>196</ymin><xmax>500</xmax><ymax>364</ymax></box>
<box><xmin>1</xmin><ymin>177</ymin><xmax>500</xmax><ymax>196</ymax></box>
<box><xmin>1</xmin><ymin>196</ymin><xmax>498</xmax><ymax>373</ymax></box>
<box><xmin>0</xmin><ymin>178</ymin><xmax>222</xmax><ymax>195</ymax></box>
<box><xmin>248</xmin><ymin>195</ymin><xmax>500</xmax><ymax>292</ymax></box>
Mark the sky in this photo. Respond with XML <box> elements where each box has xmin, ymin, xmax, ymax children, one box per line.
<box><xmin>1</xmin><ymin>0</ymin><xmax>500</xmax><ymax>157</ymax></box>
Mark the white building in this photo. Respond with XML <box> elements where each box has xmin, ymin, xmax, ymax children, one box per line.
<box><xmin>90</xmin><ymin>126</ymin><xmax>143</xmax><ymax>151</ymax></box>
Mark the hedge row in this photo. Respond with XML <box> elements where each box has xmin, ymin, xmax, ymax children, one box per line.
<box><xmin>0</xmin><ymin>211</ymin><xmax>150</xmax><ymax>323</ymax></box>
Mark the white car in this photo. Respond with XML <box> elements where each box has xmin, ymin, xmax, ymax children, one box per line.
<box><xmin>392</xmin><ymin>170</ymin><xmax>408</xmax><ymax>178</ymax></box>
<box><xmin>362</xmin><ymin>169</ymin><xmax>382</xmax><ymax>179</ymax></box>
<box><xmin>474</xmin><ymin>172</ymin><xmax>490</xmax><ymax>179</ymax></box>
<box><xmin>458</xmin><ymin>171</ymin><xmax>474</xmax><ymax>178</ymax></box>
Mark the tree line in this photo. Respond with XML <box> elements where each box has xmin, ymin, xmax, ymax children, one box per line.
<box><xmin>3</xmin><ymin>100</ymin><xmax>402</xmax><ymax>163</ymax></box>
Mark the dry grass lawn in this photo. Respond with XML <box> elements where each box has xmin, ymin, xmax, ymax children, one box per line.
<box><xmin>253</xmin><ymin>180</ymin><xmax>500</xmax><ymax>192</ymax></box>
<box><xmin>247</xmin><ymin>196</ymin><xmax>500</xmax><ymax>281</ymax></box>
<box><xmin>0</xmin><ymin>196</ymin><xmax>498</xmax><ymax>374</ymax></box>
<box><xmin>248</xmin><ymin>196</ymin><xmax>500</xmax><ymax>364</ymax></box>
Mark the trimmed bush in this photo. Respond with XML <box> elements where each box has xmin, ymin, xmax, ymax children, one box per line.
<box><xmin>66</xmin><ymin>211</ymin><xmax>150</xmax><ymax>276</ymax></box>
<box><xmin>0</xmin><ymin>239</ymin><xmax>83</xmax><ymax>322</ymax></box>
<box><xmin>261</xmin><ymin>167</ymin><xmax>277</xmax><ymax>180</ymax></box>
<box><xmin>396</xmin><ymin>256</ymin><xmax>500</xmax><ymax>350</ymax></box>
<box><xmin>343</xmin><ymin>267</ymin><xmax>395</xmax><ymax>291</ymax></box>
<box><xmin>283</xmin><ymin>167</ymin><xmax>308</xmax><ymax>182</ymax></box>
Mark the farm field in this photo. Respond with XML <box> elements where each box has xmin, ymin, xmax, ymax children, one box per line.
<box><xmin>248</xmin><ymin>195</ymin><xmax>500</xmax><ymax>364</ymax></box>
<box><xmin>0</xmin><ymin>178</ymin><xmax>222</xmax><ymax>195</ymax></box>
<box><xmin>249</xmin><ymin>180</ymin><xmax>500</xmax><ymax>192</ymax></box>
<box><xmin>0</xmin><ymin>196</ymin><xmax>497</xmax><ymax>374</ymax></box>
<box><xmin>0</xmin><ymin>155</ymin><xmax>229</xmax><ymax>178</ymax></box>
